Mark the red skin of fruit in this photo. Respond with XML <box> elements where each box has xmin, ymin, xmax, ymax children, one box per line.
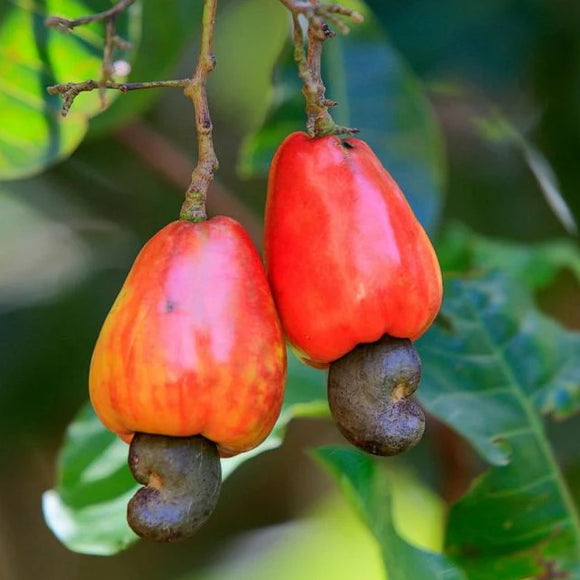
<box><xmin>89</xmin><ymin>217</ymin><xmax>287</xmax><ymax>457</ymax></box>
<box><xmin>264</xmin><ymin>132</ymin><xmax>442</xmax><ymax>368</ymax></box>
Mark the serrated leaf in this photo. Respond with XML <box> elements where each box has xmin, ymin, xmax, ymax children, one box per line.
<box><xmin>417</xmin><ymin>272</ymin><xmax>580</xmax><ymax>578</ymax></box>
<box><xmin>43</xmin><ymin>351</ymin><xmax>326</xmax><ymax>555</ymax></box>
<box><xmin>0</xmin><ymin>0</ymin><xmax>139</xmax><ymax>179</ymax></box>
<box><xmin>313</xmin><ymin>447</ymin><xmax>466</xmax><ymax>580</ymax></box>
<box><xmin>437</xmin><ymin>223</ymin><xmax>580</xmax><ymax>292</ymax></box>
<box><xmin>238</xmin><ymin>1</ymin><xmax>445</xmax><ymax>233</ymax></box>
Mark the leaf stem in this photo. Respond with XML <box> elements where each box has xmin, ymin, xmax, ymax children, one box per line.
<box><xmin>179</xmin><ymin>0</ymin><xmax>219</xmax><ymax>222</ymax></box>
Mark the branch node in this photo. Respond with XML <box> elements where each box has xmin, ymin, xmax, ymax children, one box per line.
<box><xmin>44</xmin><ymin>17</ymin><xmax>73</xmax><ymax>32</ymax></box>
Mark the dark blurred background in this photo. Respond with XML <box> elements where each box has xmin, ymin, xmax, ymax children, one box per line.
<box><xmin>1</xmin><ymin>0</ymin><xmax>579</xmax><ymax>578</ymax></box>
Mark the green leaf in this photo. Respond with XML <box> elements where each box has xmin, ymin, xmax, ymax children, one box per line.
<box><xmin>418</xmin><ymin>272</ymin><xmax>580</xmax><ymax>578</ymax></box>
<box><xmin>183</xmin><ymin>464</ymin><xmax>447</xmax><ymax>580</ymax></box>
<box><xmin>42</xmin><ymin>404</ymin><xmax>138</xmax><ymax>555</ymax></box>
<box><xmin>0</xmin><ymin>0</ymin><xmax>139</xmax><ymax>179</ymax></box>
<box><xmin>313</xmin><ymin>447</ymin><xmax>467</xmax><ymax>580</ymax></box>
<box><xmin>42</xmin><ymin>351</ymin><xmax>327</xmax><ymax>555</ymax></box>
<box><xmin>209</xmin><ymin>0</ymin><xmax>289</xmax><ymax>134</ymax></box>
<box><xmin>437</xmin><ymin>223</ymin><xmax>580</xmax><ymax>292</ymax></box>
<box><xmin>237</xmin><ymin>48</ymin><xmax>303</xmax><ymax>179</ymax></box>
<box><xmin>238</xmin><ymin>1</ymin><xmax>445</xmax><ymax>233</ymax></box>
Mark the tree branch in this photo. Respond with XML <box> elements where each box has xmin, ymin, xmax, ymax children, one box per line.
<box><xmin>47</xmin><ymin>79</ymin><xmax>190</xmax><ymax>117</ymax></box>
<box><xmin>46</xmin><ymin>0</ymin><xmax>136</xmax><ymax>114</ymax></box>
<box><xmin>47</xmin><ymin>0</ymin><xmax>221</xmax><ymax>223</ymax></box>
<box><xmin>45</xmin><ymin>0</ymin><xmax>136</xmax><ymax>31</ymax></box>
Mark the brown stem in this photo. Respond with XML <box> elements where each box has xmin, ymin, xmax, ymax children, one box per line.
<box><xmin>45</xmin><ymin>0</ymin><xmax>136</xmax><ymax>31</ymax></box>
<box><xmin>306</xmin><ymin>17</ymin><xmax>336</xmax><ymax>136</ymax></box>
<box><xmin>179</xmin><ymin>0</ymin><xmax>219</xmax><ymax>222</ymax></box>
<box><xmin>280</xmin><ymin>0</ymin><xmax>361</xmax><ymax>137</ymax></box>
<box><xmin>47</xmin><ymin>0</ymin><xmax>221</xmax><ymax>224</ymax></box>
<box><xmin>100</xmin><ymin>18</ymin><xmax>116</xmax><ymax>108</ymax></box>
<box><xmin>47</xmin><ymin>79</ymin><xmax>191</xmax><ymax>117</ymax></box>
<box><xmin>46</xmin><ymin>0</ymin><xmax>135</xmax><ymax>113</ymax></box>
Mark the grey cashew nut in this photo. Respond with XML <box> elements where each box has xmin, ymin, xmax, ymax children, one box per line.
<box><xmin>328</xmin><ymin>335</ymin><xmax>425</xmax><ymax>456</ymax></box>
<box><xmin>127</xmin><ymin>433</ymin><xmax>222</xmax><ymax>542</ymax></box>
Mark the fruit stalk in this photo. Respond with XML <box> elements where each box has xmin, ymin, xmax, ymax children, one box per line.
<box><xmin>280</xmin><ymin>0</ymin><xmax>362</xmax><ymax>136</ymax></box>
<box><xmin>180</xmin><ymin>0</ymin><xmax>219</xmax><ymax>222</ymax></box>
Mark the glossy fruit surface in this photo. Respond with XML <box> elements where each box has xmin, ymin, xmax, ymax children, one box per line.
<box><xmin>89</xmin><ymin>217</ymin><xmax>286</xmax><ymax>457</ymax></box>
<box><xmin>264</xmin><ymin>132</ymin><xmax>442</xmax><ymax>368</ymax></box>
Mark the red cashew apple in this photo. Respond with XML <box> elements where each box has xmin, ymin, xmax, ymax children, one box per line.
<box><xmin>264</xmin><ymin>131</ymin><xmax>442</xmax><ymax>369</ymax></box>
<box><xmin>89</xmin><ymin>216</ymin><xmax>286</xmax><ymax>540</ymax></box>
<box><xmin>264</xmin><ymin>132</ymin><xmax>442</xmax><ymax>456</ymax></box>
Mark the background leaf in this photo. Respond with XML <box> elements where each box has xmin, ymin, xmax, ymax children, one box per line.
<box><xmin>238</xmin><ymin>1</ymin><xmax>445</xmax><ymax>233</ymax></box>
<box><xmin>91</xmin><ymin>0</ymin><xmax>203</xmax><ymax>135</ymax></box>
<box><xmin>417</xmin><ymin>272</ymin><xmax>580</xmax><ymax>578</ymax></box>
<box><xmin>313</xmin><ymin>447</ymin><xmax>466</xmax><ymax>580</ymax></box>
<box><xmin>473</xmin><ymin>111</ymin><xmax>577</xmax><ymax>235</ymax></box>
<box><xmin>437</xmin><ymin>223</ymin><xmax>580</xmax><ymax>292</ymax></box>
<box><xmin>42</xmin><ymin>351</ymin><xmax>327</xmax><ymax>555</ymax></box>
<box><xmin>182</xmin><ymin>465</ymin><xmax>448</xmax><ymax>580</ymax></box>
<box><xmin>0</xmin><ymin>0</ymin><xmax>139</xmax><ymax>179</ymax></box>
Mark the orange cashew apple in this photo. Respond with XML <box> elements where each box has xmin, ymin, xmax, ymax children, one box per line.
<box><xmin>89</xmin><ymin>216</ymin><xmax>286</xmax><ymax>540</ymax></box>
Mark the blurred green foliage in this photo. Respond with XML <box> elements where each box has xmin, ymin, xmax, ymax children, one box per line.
<box><xmin>0</xmin><ymin>0</ymin><xmax>579</xmax><ymax>579</ymax></box>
